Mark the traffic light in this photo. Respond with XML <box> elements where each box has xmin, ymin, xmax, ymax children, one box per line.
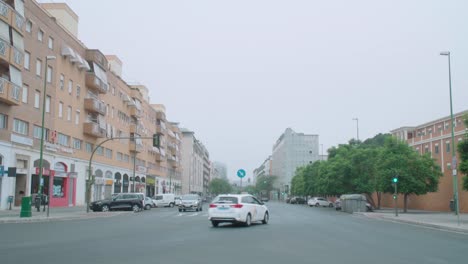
<box><xmin>392</xmin><ymin>177</ymin><xmax>398</xmax><ymax>183</ymax></box>
<box><xmin>393</xmin><ymin>194</ymin><xmax>397</xmax><ymax>200</ymax></box>
<box><xmin>152</xmin><ymin>133</ymin><xmax>160</xmax><ymax>147</ymax></box>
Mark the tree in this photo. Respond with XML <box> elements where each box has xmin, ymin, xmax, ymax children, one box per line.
<box><xmin>208</xmin><ymin>178</ymin><xmax>232</xmax><ymax>196</ymax></box>
<box><xmin>255</xmin><ymin>175</ymin><xmax>277</xmax><ymax>197</ymax></box>
<box><xmin>457</xmin><ymin>114</ymin><xmax>468</xmax><ymax>191</ymax></box>
<box><xmin>377</xmin><ymin>137</ymin><xmax>442</xmax><ymax>212</ymax></box>
<box><xmin>243</xmin><ymin>185</ymin><xmax>258</xmax><ymax>195</ymax></box>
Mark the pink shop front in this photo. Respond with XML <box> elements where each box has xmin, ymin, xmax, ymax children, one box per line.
<box><xmin>31</xmin><ymin>162</ymin><xmax>77</xmax><ymax>207</ymax></box>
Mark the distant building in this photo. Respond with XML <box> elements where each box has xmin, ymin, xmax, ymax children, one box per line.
<box><xmin>271</xmin><ymin>128</ymin><xmax>320</xmax><ymax>195</ymax></box>
<box><xmin>253</xmin><ymin>156</ymin><xmax>272</xmax><ymax>184</ymax></box>
<box><xmin>389</xmin><ymin>110</ymin><xmax>468</xmax><ymax>213</ymax></box>
<box><xmin>181</xmin><ymin>129</ymin><xmax>210</xmax><ymax>195</ymax></box>
<box><xmin>212</xmin><ymin>161</ymin><xmax>228</xmax><ymax>180</ymax></box>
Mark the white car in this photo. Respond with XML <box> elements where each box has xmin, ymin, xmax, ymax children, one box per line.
<box><xmin>308</xmin><ymin>197</ymin><xmax>334</xmax><ymax>207</ymax></box>
<box><xmin>152</xmin><ymin>194</ymin><xmax>176</xmax><ymax>208</ymax></box>
<box><xmin>208</xmin><ymin>194</ymin><xmax>269</xmax><ymax>227</ymax></box>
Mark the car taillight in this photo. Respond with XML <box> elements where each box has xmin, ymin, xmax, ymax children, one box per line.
<box><xmin>209</xmin><ymin>204</ymin><xmax>217</xmax><ymax>208</ymax></box>
<box><xmin>230</xmin><ymin>204</ymin><xmax>243</xmax><ymax>208</ymax></box>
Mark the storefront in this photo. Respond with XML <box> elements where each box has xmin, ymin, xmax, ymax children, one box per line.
<box><xmin>32</xmin><ymin>161</ymin><xmax>76</xmax><ymax>207</ymax></box>
<box><xmin>146</xmin><ymin>176</ymin><xmax>155</xmax><ymax>197</ymax></box>
<box><xmin>93</xmin><ymin>170</ymin><xmax>104</xmax><ymax>201</ymax></box>
<box><xmin>122</xmin><ymin>174</ymin><xmax>129</xmax><ymax>193</ymax></box>
<box><xmin>104</xmin><ymin>171</ymin><xmax>113</xmax><ymax>199</ymax></box>
<box><xmin>114</xmin><ymin>172</ymin><xmax>122</xmax><ymax>194</ymax></box>
<box><xmin>134</xmin><ymin>176</ymin><xmax>145</xmax><ymax>193</ymax></box>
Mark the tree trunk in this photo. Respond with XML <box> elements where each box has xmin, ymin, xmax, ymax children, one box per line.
<box><xmin>377</xmin><ymin>192</ymin><xmax>382</xmax><ymax>209</ymax></box>
<box><xmin>403</xmin><ymin>193</ymin><xmax>408</xmax><ymax>213</ymax></box>
<box><xmin>365</xmin><ymin>193</ymin><xmax>376</xmax><ymax>208</ymax></box>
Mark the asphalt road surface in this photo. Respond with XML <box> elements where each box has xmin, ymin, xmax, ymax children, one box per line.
<box><xmin>0</xmin><ymin>202</ymin><xmax>466</xmax><ymax>264</ymax></box>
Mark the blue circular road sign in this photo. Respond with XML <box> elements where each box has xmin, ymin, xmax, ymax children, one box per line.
<box><xmin>237</xmin><ymin>169</ymin><xmax>246</xmax><ymax>178</ymax></box>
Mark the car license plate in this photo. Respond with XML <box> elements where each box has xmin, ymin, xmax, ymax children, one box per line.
<box><xmin>218</xmin><ymin>206</ymin><xmax>228</xmax><ymax>210</ymax></box>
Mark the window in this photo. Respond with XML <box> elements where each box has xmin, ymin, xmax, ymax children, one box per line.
<box><xmin>112</xmin><ymin>86</ymin><xmax>115</xmax><ymax>95</ymax></box>
<box><xmin>22</xmin><ymin>85</ymin><xmax>28</xmax><ymax>103</ymax></box>
<box><xmin>57</xmin><ymin>133</ymin><xmax>69</xmax><ymax>146</ymax></box>
<box><xmin>106</xmin><ymin>105</ymin><xmax>109</xmax><ymax>116</ymax></box>
<box><xmin>34</xmin><ymin>90</ymin><xmax>40</xmax><ymax>108</ymax></box>
<box><xmin>59</xmin><ymin>74</ymin><xmax>64</xmax><ymax>90</ymax></box>
<box><xmin>68</xmin><ymin>80</ymin><xmax>73</xmax><ymax>94</ymax></box>
<box><xmin>33</xmin><ymin>126</ymin><xmax>49</xmax><ymax>140</ymax></box>
<box><xmin>73</xmin><ymin>138</ymin><xmax>82</xmax><ymax>150</ymax></box>
<box><xmin>446</xmin><ymin>142</ymin><xmax>450</xmax><ymax>153</ymax></box>
<box><xmin>24</xmin><ymin>51</ymin><xmax>30</xmax><ymax>70</ymax></box>
<box><xmin>105</xmin><ymin>148</ymin><xmax>112</xmax><ymax>158</ymax></box>
<box><xmin>435</xmin><ymin>145</ymin><xmax>439</xmax><ymax>154</ymax></box>
<box><xmin>45</xmin><ymin>96</ymin><xmax>51</xmax><ymax>113</ymax></box>
<box><xmin>111</xmin><ymin>107</ymin><xmax>114</xmax><ymax>118</ymax></box>
<box><xmin>0</xmin><ymin>114</ymin><xmax>7</xmax><ymax>129</ymax></box>
<box><xmin>26</xmin><ymin>20</ymin><xmax>32</xmax><ymax>33</ymax></box>
<box><xmin>117</xmin><ymin>152</ymin><xmax>123</xmax><ymax>161</ymax></box>
<box><xmin>85</xmin><ymin>142</ymin><xmax>93</xmax><ymax>153</ymax></box>
<box><xmin>76</xmin><ymin>86</ymin><xmax>81</xmax><ymax>98</ymax></box>
<box><xmin>67</xmin><ymin>106</ymin><xmax>72</xmax><ymax>121</ymax></box>
<box><xmin>46</xmin><ymin>66</ymin><xmax>52</xmax><ymax>83</ymax></box>
<box><xmin>38</xmin><ymin>29</ymin><xmax>43</xmax><ymax>42</ymax></box>
<box><xmin>75</xmin><ymin>110</ymin><xmax>80</xmax><ymax>125</ymax></box>
<box><xmin>58</xmin><ymin>102</ymin><xmax>63</xmax><ymax>118</ymax></box>
<box><xmin>96</xmin><ymin>146</ymin><xmax>104</xmax><ymax>156</ymax></box>
<box><xmin>13</xmin><ymin>119</ymin><xmax>28</xmax><ymax>135</ymax></box>
<box><xmin>425</xmin><ymin>147</ymin><xmax>429</xmax><ymax>154</ymax></box>
<box><xmin>123</xmin><ymin>154</ymin><xmax>130</xmax><ymax>163</ymax></box>
<box><xmin>48</xmin><ymin>37</ymin><xmax>53</xmax><ymax>49</ymax></box>
<box><xmin>36</xmin><ymin>59</ymin><xmax>42</xmax><ymax>76</ymax></box>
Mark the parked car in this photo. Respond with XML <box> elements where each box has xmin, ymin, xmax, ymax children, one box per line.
<box><xmin>208</xmin><ymin>194</ymin><xmax>269</xmax><ymax>227</ymax></box>
<box><xmin>337</xmin><ymin>195</ymin><xmax>374</xmax><ymax>212</ymax></box>
<box><xmin>290</xmin><ymin>197</ymin><xmax>306</xmax><ymax>204</ymax></box>
<box><xmin>175</xmin><ymin>196</ymin><xmax>182</xmax><ymax>206</ymax></box>
<box><xmin>89</xmin><ymin>193</ymin><xmax>143</xmax><ymax>212</ymax></box>
<box><xmin>153</xmin><ymin>194</ymin><xmax>176</xmax><ymax>208</ymax></box>
<box><xmin>144</xmin><ymin>197</ymin><xmax>154</xmax><ymax>210</ymax></box>
<box><xmin>307</xmin><ymin>197</ymin><xmax>334</xmax><ymax>207</ymax></box>
<box><xmin>179</xmin><ymin>194</ymin><xmax>202</xmax><ymax>212</ymax></box>
<box><xmin>335</xmin><ymin>199</ymin><xmax>342</xmax><ymax>210</ymax></box>
<box><xmin>286</xmin><ymin>197</ymin><xmax>292</xmax><ymax>203</ymax></box>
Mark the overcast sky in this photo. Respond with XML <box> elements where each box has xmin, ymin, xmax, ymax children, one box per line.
<box><xmin>40</xmin><ymin>0</ymin><xmax>468</xmax><ymax>181</ymax></box>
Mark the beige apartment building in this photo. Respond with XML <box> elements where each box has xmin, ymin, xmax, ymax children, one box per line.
<box><xmin>389</xmin><ymin>110</ymin><xmax>468</xmax><ymax>213</ymax></box>
<box><xmin>0</xmin><ymin>0</ymin><xmax>182</xmax><ymax>210</ymax></box>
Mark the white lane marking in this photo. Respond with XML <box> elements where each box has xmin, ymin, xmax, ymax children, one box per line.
<box><xmin>177</xmin><ymin>213</ymin><xmax>183</xmax><ymax>217</ymax></box>
<box><xmin>188</xmin><ymin>213</ymin><xmax>198</xmax><ymax>217</ymax></box>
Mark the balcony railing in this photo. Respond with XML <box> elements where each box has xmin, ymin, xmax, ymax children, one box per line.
<box><xmin>129</xmin><ymin>141</ymin><xmax>144</xmax><ymax>153</ymax></box>
<box><xmin>86</xmin><ymin>72</ymin><xmax>108</xmax><ymax>94</ymax></box>
<box><xmin>129</xmin><ymin>123</ymin><xmax>143</xmax><ymax>134</ymax></box>
<box><xmin>83</xmin><ymin>122</ymin><xmax>106</xmax><ymax>138</ymax></box>
<box><xmin>0</xmin><ymin>38</ymin><xmax>10</xmax><ymax>65</ymax></box>
<box><xmin>84</xmin><ymin>98</ymin><xmax>106</xmax><ymax>115</ymax></box>
<box><xmin>0</xmin><ymin>76</ymin><xmax>21</xmax><ymax>105</ymax></box>
<box><xmin>0</xmin><ymin>2</ymin><xmax>10</xmax><ymax>23</ymax></box>
<box><xmin>13</xmin><ymin>10</ymin><xmax>24</xmax><ymax>32</ymax></box>
<box><xmin>129</xmin><ymin>105</ymin><xmax>142</xmax><ymax>118</ymax></box>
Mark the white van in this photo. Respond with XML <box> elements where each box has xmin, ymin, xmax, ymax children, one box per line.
<box><xmin>152</xmin><ymin>194</ymin><xmax>176</xmax><ymax>208</ymax></box>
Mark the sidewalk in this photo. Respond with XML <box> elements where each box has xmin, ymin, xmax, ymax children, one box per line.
<box><xmin>0</xmin><ymin>206</ymin><xmax>129</xmax><ymax>224</ymax></box>
<box><xmin>358</xmin><ymin>209</ymin><xmax>468</xmax><ymax>234</ymax></box>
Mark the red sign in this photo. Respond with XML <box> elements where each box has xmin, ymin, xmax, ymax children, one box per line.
<box><xmin>35</xmin><ymin>167</ymin><xmax>53</xmax><ymax>176</ymax></box>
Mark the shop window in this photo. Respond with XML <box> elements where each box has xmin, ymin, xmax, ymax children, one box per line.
<box><xmin>53</xmin><ymin>177</ymin><xmax>65</xmax><ymax>198</ymax></box>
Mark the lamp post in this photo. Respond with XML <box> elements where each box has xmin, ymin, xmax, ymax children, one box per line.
<box><xmin>38</xmin><ymin>55</ymin><xmax>56</xmax><ymax>216</ymax></box>
<box><xmin>320</xmin><ymin>144</ymin><xmax>323</xmax><ymax>161</ymax></box>
<box><xmin>352</xmin><ymin>118</ymin><xmax>359</xmax><ymax>141</ymax></box>
<box><xmin>440</xmin><ymin>51</ymin><xmax>460</xmax><ymax>225</ymax></box>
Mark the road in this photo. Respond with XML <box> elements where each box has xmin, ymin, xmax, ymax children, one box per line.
<box><xmin>0</xmin><ymin>202</ymin><xmax>466</xmax><ymax>264</ymax></box>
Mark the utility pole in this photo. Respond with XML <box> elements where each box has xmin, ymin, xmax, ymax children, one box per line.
<box><xmin>393</xmin><ymin>176</ymin><xmax>398</xmax><ymax>217</ymax></box>
<box><xmin>352</xmin><ymin>118</ymin><xmax>359</xmax><ymax>141</ymax></box>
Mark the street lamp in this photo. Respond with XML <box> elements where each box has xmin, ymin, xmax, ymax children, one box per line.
<box><xmin>38</xmin><ymin>55</ymin><xmax>56</xmax><ymax>217</ymax></box>
<box><xmin>440</xmin><ymin>51</ymin><xmax>460</xmax><ymax>224</ymax></box>
<box><xmin>352</xmin><ymin>118</ymin><xmax>359</xmax><ymax>141</ymax></box>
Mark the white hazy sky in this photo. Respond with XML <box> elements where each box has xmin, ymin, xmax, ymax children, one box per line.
<box><xmin>40</xmin><ymin>0</ymin><xmax>468</xmax><ymax>180</ymax></box>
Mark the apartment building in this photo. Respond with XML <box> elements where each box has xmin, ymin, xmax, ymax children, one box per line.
<box><xmin>212</xmin><ymin>161</ymin><xmax>227</xmax><ymax>180</ymax></box>
<box><xmin>0</xmin><ymin>1</ymin><xmax>182</xmax><ymax>209</ymax></box>
<box><xmin>389</xmin><ymin>111</ymin><xmax>468</xmax><ymax>212</ymax></box>
<box><xmin>181</xmin><ymin>128</ymin><xmax>210</xmax><ymax>195</ymax></box>
<box><xmin>271</xmin><ymin>128</ymin><xmax>320</xmax><ymax>195</ymax></box>
<box><xmin>253</xmin><ymin>156</ymin><xmax>272</xmax><ymax>184</ymax></box>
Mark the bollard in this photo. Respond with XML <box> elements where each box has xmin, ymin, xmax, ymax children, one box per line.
<box><xmin>20</xmin><ymin>196</ymin><xmax>32</xmax><ymax>217</ymax></box>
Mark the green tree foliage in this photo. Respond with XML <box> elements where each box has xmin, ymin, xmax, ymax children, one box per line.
<box><xmin>208</xmin><ymin>178</ymin><xmax>233</xmax><ymax>195</ymax></box>
<box><xmin>457</xmin><ymin>114</ymin><xmax>468</xmax><ymax>191</ymax></box>
<box><xmin>255</xmin><ymin>175</ymin><xmax>277</xmax><ymax>194</ymax></box>
<box><xmin>290</xmin><ymin>134</ymin><xmax>442</xmax><ymax>212</ymax></box>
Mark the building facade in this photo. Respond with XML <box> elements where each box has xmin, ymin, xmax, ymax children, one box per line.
<box><xmin>253</xmin><ymin>156</ymin><xmax>272</xmax><ymax>184</ymax></box>
<box><xmin>0</xmin><ymin>1</ymin><xmax>183</xmax><ymax>209</ymax></box>
<box><xmin>212</xmin><ymin>161</ymin><xmax>227</xmax><ymax>180</ymax></box>
<box><xmin>271</xmin><ymin>128</ymin><xmax>319</xmax><ymax>195</ymax></box>
<box><xmin>181</xmin><ymin>129</ymin><xmax>210</xmax><ymax>195</ymax></box>
<box><xmin>389</xmin><ymin>111</ymin><xmax>468</xmax><ymax>212</ymax></box>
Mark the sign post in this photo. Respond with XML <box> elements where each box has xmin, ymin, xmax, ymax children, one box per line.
<box><xmin>237</xmin><ymin>169</ymin><xmax>246</xmax><ymax>192</ymax></box>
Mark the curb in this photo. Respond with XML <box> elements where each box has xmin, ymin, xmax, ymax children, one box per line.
<box><xmin>0</xmin><ymin>211</ymin><xmax>130</xmax><ymax>224</ymax></box>
<box><xmin>355</xmin><ymin>212</ymin><xmax>468</xmax><ymax>234</ymax></box>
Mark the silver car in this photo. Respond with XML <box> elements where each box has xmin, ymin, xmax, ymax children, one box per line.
<box><xmin>178</xmin><ymin>194</ymin><xmax>202</xmax><ymax>212</ymax></box>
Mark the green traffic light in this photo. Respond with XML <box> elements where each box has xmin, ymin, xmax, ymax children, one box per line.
<box><xmin>392</xmin><ymin>177</ymin><xmax>398</xmax><ymax>183</ymax></box>
<box><xmin>393</xmin><ymin>195</ymin><xmax>397</xmax><ymax>200</ymax></box>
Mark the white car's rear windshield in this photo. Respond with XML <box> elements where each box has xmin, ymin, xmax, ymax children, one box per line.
<box><xmin>213</xmin><ymin>196</ymin><xmax>238</xmax><ymax>204</ymax></box>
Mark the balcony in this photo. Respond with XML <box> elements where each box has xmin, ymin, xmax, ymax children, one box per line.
<box><xmin>156</xmin><ymin>124</ymin><xmax>165</xmax><ymax>133</ymax></box>
<box><xmin>130</xmin><ymin>88</ymin><xmax>143</xmax><ymax>101</ymax></box>
<box><xmin>156</xmin><ymin>111</ymin><xmax>165</xmax><ymax>120</ymax></box>
<box><xmin>129</xmin><ymin>141</ymin><xmax>144</xmax><ymax>153</ymax></box>
<box><xmin>0</xmin><ymin>77</ymin><xmax>20</xmax><ymax>105</ymax></box>
<box><xmin>86</xmin><ymin>72</ymin><xmax>108</xmax><ymax>94</ymax></box>
<box><xmin>9</xmin><ymin>46</ymin><xmax>23</xmax><ymax>69</ymax></box>
<box><xmin>129</xmin><ymin>105</ymin><xmax>142</xmax><ymax>118</ymax></box>
<box><xmin>83</xmin><ymin>122</ymin><xmax>106</xmax><ymax>138</ymax></box>
<box><xmin>129</xmin><ymin>123</ymin><xmax>143</xmax><ymax>134</ymax></box>
<box><xmin>84</xmin><ymin>98</ymin><xmax>106</xmax><ymax>115</ymax></box>
<box><xmin>85</xmin><ymin>49</ymin><xmax>108</xmax><ymax>71</ymax></box>
<box><xmin>11</xmin><ymin>9</ymin><xmax>24</xmax><ymax>34</ymax></box>
<box><xmin>0</xmin><ymin>38</ymin><xmax>10</xmax><ymax>66</ymax></box>
<box><xmin>0</xmin><ymin>2</ymin><xmax>24</xmax><ymax>34</ymax></box>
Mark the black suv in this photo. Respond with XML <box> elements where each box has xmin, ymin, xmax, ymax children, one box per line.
<box><xmin>90</xmin><ymin>193</ymin><xmax>143</xmax><ymax>212</ymax></box>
